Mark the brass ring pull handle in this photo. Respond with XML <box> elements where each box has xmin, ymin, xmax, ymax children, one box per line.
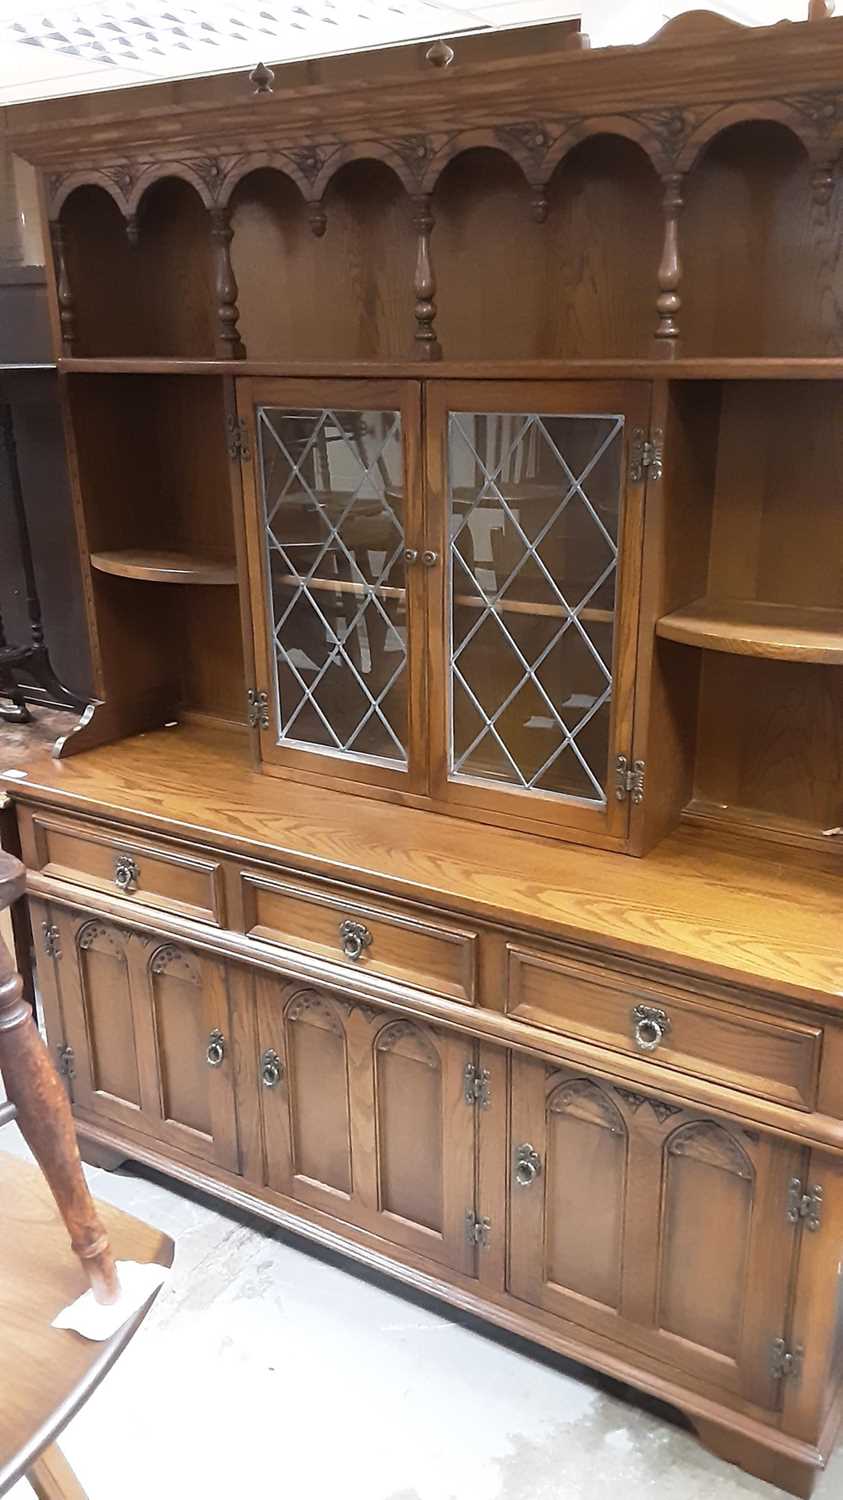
<box><xmin>206</xmin><ymin>1028</ymin><xmax>226</xmax><ymax>1067</ymax></box>
<box><xmin>421</xmin><ymin>549</ymin><xmax>439</xmax><ymax>567</ymax></box>
<box><xmin>260</xmin><ymin>1048</ymin><xmax>283</xmax><ymax>1088</ymax></box>
<box><xmin>403</xmin><ymin>548</ymin><xmax>419</xmax><ymax>565</ymax></box>
<box><xmin>632</xmin><ymin>1004</ymin><xmax>670</xmax><ymax>1053</ymax></box>
<box><xmin>514</xmin><ymin>1143</ymin><xmax>542</xmax><ymax>1188</ymax></box>
<box><xmin>340</xmin><ymin>919</ymin><xmax>372</xmax><ymax>961</ymax></box>
<box><xmin>114</xmin><ymin>853</ymin><xmax>140</xmax><ymax>893</ymax></box>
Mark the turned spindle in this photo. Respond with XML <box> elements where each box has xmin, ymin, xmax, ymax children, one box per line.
<box><xmin>654</xmin><ymin>173</ymin><xmax>684</xmax><ymax>344</ymax></box>
<box><xmin>0</xmin><ymin>853</ymin><xmax>119</xmax><ymax>1305</ymax></box>
<box><xmin>49</xmin><ymin>220</ymin><xmax>78</xmax><ymax>355</ymax></box>
<box><xmin>411</xmin><ymin>194</ymin><xmax>442</xmax><ymax>360</ymax></box>
<box><xmin>308</xmin><ymin>200</ymin><xmax>327</xmax><ymax>238</ymax></box>
<box><xmin>210</xmin><ymin>206</ymin><xmax>245</xmax><ymax>359</ymax></box>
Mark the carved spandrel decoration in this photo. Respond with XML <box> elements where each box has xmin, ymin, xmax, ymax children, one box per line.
<box><xmin>612</xmin><ymin>1086</ymin><xmax>683</xmax><ymax>1123</ymax></box>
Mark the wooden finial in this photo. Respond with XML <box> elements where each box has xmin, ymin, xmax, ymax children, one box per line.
<box><xmin>807</xmin><ymin>0</ymin><xmax>834</xmax><ymax>19</ymax></box>
<box><xmin>425</xmin><ymin>39</ymin><xmax>455</xmax><ymax>68</ymax></box>
<box><xmin>250</xmin><ymin>60</ymin><xmax>275</xmax><ymax>94</ymax></box>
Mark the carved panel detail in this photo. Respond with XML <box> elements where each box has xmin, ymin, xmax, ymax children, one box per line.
<box><xmin>549</xmin><ymin>1078</ymin><xmax>625</xmax><ymax>1135</ymax></box>
<box><xmin>77</xmin><ymin>920</ymin><xmax>123</xmax><ymax>956</ymax></box>
<box><xmin>374</xmin><ymin>1018</ymin><xmax>439</xmax><ymax>1067</ymax></box>
<box><xmin>667</xmin><ymin>1120</ymin><xmax>754</xmax><ymax>1180</ymax></box>
<box><xmin>285</xmin><ymin>988</ymin><xmax>344</xmax><ymax>1034</ymax></box>
<box><xmin>149</xmin><ymin>944</ymin><xmax>200</xmax><ymax>983</ymax></box>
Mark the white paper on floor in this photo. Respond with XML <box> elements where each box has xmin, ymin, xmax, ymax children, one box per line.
<box><xmin>52</xmin><ymin>1261</ymin><xmax>171</xmax><ymax>1341</ymax></box>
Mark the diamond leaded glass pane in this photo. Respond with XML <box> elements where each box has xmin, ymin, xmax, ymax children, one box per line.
<box><xmin>447</xmin><ymin>410</ymin><xmax>624</xmax><ymax>805</ymax></box>
<box><xmin>256</xmin><ymin>406</ymin><xmax>408</xmax><ymax>768</ymax></box>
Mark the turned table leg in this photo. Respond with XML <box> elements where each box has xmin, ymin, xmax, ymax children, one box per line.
<box><xmin>0</xmin><ymin>852</ymin><xmax>120</xmax><ymax>1305</ymax></box>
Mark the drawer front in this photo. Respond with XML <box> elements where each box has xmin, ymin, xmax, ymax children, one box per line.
<box><xmin>25</xmin><ymin>811</ymin><xmax>224</xmax><ymax>926</ymax></box>
<box><xmin>241</xmin><ymin>871</ymin><xmax>477</xmax><ymax>1003</ymax></box>
<box><xmin>507</xmin><ymin>947</ymin><xmax>821</xmax><ymax>1110</ymax></box>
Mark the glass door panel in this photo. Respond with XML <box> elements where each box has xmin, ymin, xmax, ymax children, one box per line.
<box><xmin>427</xmin><ymin>381</ymin><xmax>651</xmax><ymax>842</ymax></box>
<box><xmin>238</xmin><ymin>379</ymin><xmax>426</xmax><ymax>793</ymax></box>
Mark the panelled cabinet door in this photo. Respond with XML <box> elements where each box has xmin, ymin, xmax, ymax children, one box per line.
<box><xmin>55</xmin><ymin>910</ymin><xmax>237</xmax><ymax>1170</ymax></box>
<box><xmin>509</xmin><ymin>1057</ymin><xmax>801</xmax><ymax>1409</ymax></box>
<box><xmin>237</xmin><ymin>377</ymin><xmax>428</xmax><ymax>795</ymax></box>
<box><xmin>56</xmin><ymin>910</ymin><xmax>149</xmax><ymax>1136</ymax></box>
<box><xmin>426</xmin><ymin>380</ymin><xmax>651</xmax><ymax>844</ymax></box>
<box><xmin>131</xmin><ymin>938</ymin><xmax>239</xmax><ymax>1171</ymax></box>
<box><xmin>256</xmin><ymin>976</ymin><xmax>476</xmax><ymax>1274</ymax></box>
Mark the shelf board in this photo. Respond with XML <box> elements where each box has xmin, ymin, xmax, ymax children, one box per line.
<box><xmin>656</xmin><ymin>598</ymin><xmax>843</xmax><ymax>663</ymax></box>
<box><xmin>58</xmin><ymin>356</ymin><xmax>843</xmax><ymax>381</ymax></box>
<box><xmin>90</xmin><ymin>550</ymin><xmax>237</xmax><ymax>586</ymax></box>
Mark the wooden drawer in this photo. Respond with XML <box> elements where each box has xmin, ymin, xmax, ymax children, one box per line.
<box><xmin>507</xmin><ymin>946</ymin><xmax>822</xmax><ymax>1110</ymax></box>
<box><xmin>240</xmin><ymin>870</ymin><xmax>477</xmax><ymax>1003</ymax></box>
<box><xmin>23</xmin><ymin>810</ymin><xmax>224</xmax><ymax>926</ymax></box>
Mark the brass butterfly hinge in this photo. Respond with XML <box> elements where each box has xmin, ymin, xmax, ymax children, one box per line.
<box><xmin>629</xmin><ymin>426</ymin><xmax>664</xmax><ymax>483</ymax></box>
<box><xmin>464</xmin><ymin>1060</ymin><xmax>491</xmax><ymax>1109</ymax></box>
<box><xmin>42</xmin><ymin>922</ymin><xmax>61</xmax><ymax>959</ymax></box>
<box><xmin>465</xmin><ymin>1210</ymin><xmax>491</xmax><ymax>1248</ymax></box>
<box><xmin>787</xmin><ymin>1177</ymin><xmax>824</xmax><ymax>1232</ymax></box>
<box><xmin>615</xmin><ymin>754</ymin><xmax>646</xmax><ymax>804</ymax></box>
<box><xmin>247</xmin><ymin>688</ymin><xmax>270</xmax><ymax>730</ymax></box>
<box><xmin>770</xmin><ymin>1338</ymin><xmax>803</xmax><ymax>1382</ymax></box>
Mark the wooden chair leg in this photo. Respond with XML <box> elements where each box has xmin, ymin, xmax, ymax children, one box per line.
<box><xmin>28</xmin><ymin>1443</ymin><xmax>90</xmax><ymax>1500</ymax></box>
<box><xmin>0</xmin><ymin>853</ymin><xmax>119</xmax><ymax>1304</ymax></box>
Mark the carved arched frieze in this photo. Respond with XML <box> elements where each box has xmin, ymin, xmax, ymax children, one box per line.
<box><xmin>666</xmin><ymin>1120</ymin><xmax>754</xmax><ymax>1180</ymax></box>
<box><xmin>311</xmin><ymin>141</ymin><xmax>417</xmax><ymax>201</ymax></box>
<box><xmin>148</xmin><ymin>943</ymin><xmax>200</xmax><ymax>983</ymax></box>
<box><xmin>285</xmin><ymin>986</ymin><xmax>344</xmax><ymax>1035</ymax></box>
<box><xmin>542</xmin><ymin>115</ymin><xmax>664</xmax><ymax>180</ymax></box>
<box><xmin>374</xmin><ymin>1017</ymin><xmax>440</xmax><ymax>1068</ymax></box>
<box><xmin>127</xmin><ymin>159</ymin><xmax>218</xmax><ymax>214</ymax></box>
<box><xmin>548</xmin><ymin>1077</ymin><xmax>626</xmax><ymax>1136</ymax></box>
<box><xmin>217</xmin><ymin>150</ymin><xmax>322</xmax><ymax>207</ymax></box>
<box><xmin>77</xmin><ymin>919</ymin><xmax>125</xmax><ymax>956</ymax></box>
<box><xmin>423</xmin><ymin>130</ymin><xmax>536</xmax><ymax>194</ymax></box>
<box><xmin>675</xmin><ymin>100</ymin><xmax>817</xmax><ymax>174</ymax></box>
<box><xmin>50</xmin><ymin>170</ymin><xmax>131</xmax><ymax>220</ymax></box>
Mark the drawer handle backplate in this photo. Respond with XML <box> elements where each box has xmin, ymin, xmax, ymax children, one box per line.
<box><xmin>114</xmin><ymin>853</ymin><xmax>140</xmax><ymax>893</ymax></box>
<box><xmin>340</xmin><ymin>919</ymin><xmax>372</xmax><ymax>962</ymax></box>
<box><xmin>632</xmin><ymin>1003</ymin><xmax>671</xmax><ymax>1053</ymax></box>
<box><xmin>206</xmin><ymin>1028</ymin><xmax>226</xmax><ymax>1067</ymax></box>
<box><xmin>261</xmin><ymin>1048</ymin><xmax>283</xmax><ymax>1088</ymax></box>
<box><xmin>514</xmin><ymin>1142</ymin><xmax>542</xmax><ymax>1187</ymax></box>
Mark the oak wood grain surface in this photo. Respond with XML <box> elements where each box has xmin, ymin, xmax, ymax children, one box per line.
<box><xmin>3</xmin><ymin>723</ymin><xmax>841</xmax><ymax>1005</ymax></box>
<box><xmin>0</xmin><ymin>1152</ymin><xmax>173</xmax><ymax>1495</ymax></box>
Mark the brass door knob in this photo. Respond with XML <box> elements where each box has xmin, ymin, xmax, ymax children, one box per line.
<box><xmin>514</xmin><ymin>1143</ymin><xmax>542</xmax><ymax>1187</ymax></box>
<box><xmin>421</xmin><ymin>549</ymin><xmax>439</xmax><ymax>567</ymax></box>
<box><xmin>403</xmin><ymin>547</ymin><xmax>419</xmax><ymax>564</ymax></box>
<box><xmin>631</xmin><ymin>1004</ymin><xmax>670</xmax><ymax>1053</ymax></box>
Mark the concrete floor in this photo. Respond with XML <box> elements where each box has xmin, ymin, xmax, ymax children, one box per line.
<box><xmin>3</xmin><ymin>1119</ymin><xmax>842</xmax><ymax>1500</ymax></box>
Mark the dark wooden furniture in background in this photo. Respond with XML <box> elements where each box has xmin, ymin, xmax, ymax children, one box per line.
<box><xmin>0</xmin><ymin>268</ymin><xmax>91</xmax><ymax>720</ymax></box>
<box><xmin>3</xmin><ymin>12</ymin><xmax>843</xmax><ymax>1495</ymax></box>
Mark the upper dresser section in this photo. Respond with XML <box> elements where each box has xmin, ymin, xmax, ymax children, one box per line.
<box><xmin>8</xmin><ymin>11</ymin><xmax>843</xmax><ymax>364</ymax></box>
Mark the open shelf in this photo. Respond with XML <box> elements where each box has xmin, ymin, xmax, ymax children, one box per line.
<box><xmin>656</xmin><ymin>598</ymin><xmax>843</xmax><ymax>664</ymax></box>
<box><xmin>90</xmin><ymin>549</ymin><xmax>237</xmax><ymax>586</ymax></box>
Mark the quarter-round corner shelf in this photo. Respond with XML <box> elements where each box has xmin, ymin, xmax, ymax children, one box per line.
<box><xmin>90</xmin><ymin>550</ymin><xmax>238</xmax><ymax>586</ymax></box>
<box><xmin>656</xmin><ymin>598</ymin><xmax>843</xmax><ymax>664</ymax></box>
